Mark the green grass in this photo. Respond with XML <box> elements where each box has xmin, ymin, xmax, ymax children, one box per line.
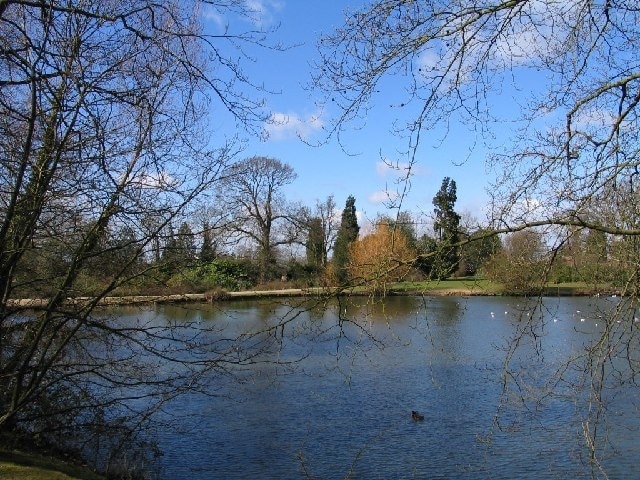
<box><xmin>0</xmin><ymin>451</ymin><xmax>104</xmax><ymax>480</ymax></box>
<box><xmin>387</xmin><ymin>278</ymin><xmax>610</xmax><ymax>296</ymax></box>
<box><xmin>0</xmin><ymin>462</ymin><xmax>78</xmax><ymax>479</ymax></box>
<box><xmin>389</xmin><ymin>277</ymin><xmax>503</xmax><ymax>294</ymax></box>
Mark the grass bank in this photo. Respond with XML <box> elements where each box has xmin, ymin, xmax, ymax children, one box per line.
<box><xmin>7</xmin><ymin>279</ymin><xmax>614</xmax><ymax>309</ymax></box>
<box><xmin>0</xmin><ymin>450</ymin><xmax>104</xmax><ymax>480</ymax></box>
<box><xmin>387</xmin><ymin>278</ymin><xmax>614</xmax><ymax>296</ymax></box>
<box><xmin>387</xmin><ymin>278</ymin><xmax>502</xmax><ymax>295</ymax></box>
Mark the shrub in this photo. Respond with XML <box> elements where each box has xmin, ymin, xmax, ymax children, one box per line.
<box><xmin>168</xmin><ymin>257</ymin><xmax>256</xmax><ymax>292</ymax></box>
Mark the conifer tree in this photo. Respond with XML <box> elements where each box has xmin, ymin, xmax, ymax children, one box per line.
<box><xmin>306</xmin><ymin>217</ymin><xmax>325</xmax><ymax>268</ymax></box>
<box><xmin>333</xmin><ymin>195</ymin><xmax>359</xmax><ymax>285</ymax></box>
<box><xmin>200</xmin><ymin>221</ymin><xmax>216</xmax><ymax>263</ymax></box>
<box><xmin>432</xmin><ymin>177</ymin><xmax>461</xmax><ymax>279</ymax></box>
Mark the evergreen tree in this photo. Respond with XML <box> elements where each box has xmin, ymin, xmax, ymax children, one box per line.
<box><xmin>377</xmin><ymin>211</ymin><xmax>418</xmax><ymax>250</ymax></box>
<box><xmin>161</xmin><ymin>226</ymin><xmax>179</xmax><ymax>274</ymax></box>
<box><xmin>306</xmin><ymin>217</ymin><xmax>325</xmax><ymax>268</ymax></box>
<box><xmin>432</xmin><ymin>177</ymin><xmax>461</xmax><ymax>279</ymax></box>
<box><xmin>107</xmin><ymin>225</ymin><xmax>141</xmax><ymax>277</ymax></box>
<box><xmin>176</xmin><ymin>222</ymin><xmax>196</xmax><ymax>266</ymax></box>
<box><xmin>333</xmin><ymin>195</ymin><xmax>359</xmax><ymax>285</ymax></box>
<box><xmin>200</xmin><ymin>221</ymin><xmax>216</xmax><ymax>263</ymax></box>
<box><xmin>415</xmin><ymin>234</ymin><xmax>437</xmax><ymax>277</ymax></box>
<box><xmin>584</xmin><ymin>229</ymin><xmax>608</xmax><ymax>262</ymax></box>
<box><xmin>459</xmin><ymin>228</ymin><xmax>502</xmax><ymax>276</ymax></box>
<box><xmin>162</xmin><ymin>222</ymin><xmax>196</xmax><ymax>274</ymax></box>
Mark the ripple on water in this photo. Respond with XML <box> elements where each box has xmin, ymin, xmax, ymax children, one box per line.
<box><xmin>150</xmin><ymin>296</ymin><xmax>640</xmax><ymax>479</ymax></box>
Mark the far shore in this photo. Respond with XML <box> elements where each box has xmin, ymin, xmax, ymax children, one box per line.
<box><xmin>6</xmin><ymin>281</ymin><xmax>616</xmax><ymax>309</ymax></box>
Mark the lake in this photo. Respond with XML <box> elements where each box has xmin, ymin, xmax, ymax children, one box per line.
<box><xmin>123</xmin><ymin>295</ymin><xmax>639</xmax><ymax>479</ymax></box>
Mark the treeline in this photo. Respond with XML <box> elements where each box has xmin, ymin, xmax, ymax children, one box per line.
<box><xmin>14</xmin><ymin>157</ymin><xmax>631</xmax><ymax>298</ymax></box>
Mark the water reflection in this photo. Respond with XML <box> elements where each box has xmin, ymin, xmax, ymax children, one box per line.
<box><xmin>115</xmin><ymin>296</ymin><xmax>640</xmax><ymax>479</ymax></box>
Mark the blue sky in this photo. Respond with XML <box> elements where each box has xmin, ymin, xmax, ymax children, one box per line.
<box><xmin>202</xmin><ymin>1</ymin><xmax>521</xmax><ymax>231</ymax></box>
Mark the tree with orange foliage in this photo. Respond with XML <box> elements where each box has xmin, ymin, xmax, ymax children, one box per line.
<box><xmin>348</xmin><ymin>223</ymin><xmax>416</xmax><ymax>293</ymax></box>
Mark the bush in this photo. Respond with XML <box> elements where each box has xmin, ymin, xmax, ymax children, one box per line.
<box><xmin>285</xmin><ymin>260</ymin><xmax>322</xmax><ymax>287</ymax></box>
<box><xmin>550</xmin><ymin>262</ymin><xmax>578</xmax><ymax>284</ymax></box>
<box><xmin>483</xmin><ymin>253</ymin><xmax>547</xmax><ymax>294</ymax></box>
<box><xmin>348</xmin><ymin>224</ymin><xmax>417</xmax><ymax>291</ymax></box>
<box><xmin>168</xmin><ymin>257</ymin><xmax>257</xmax><ymax>292</ymax></box>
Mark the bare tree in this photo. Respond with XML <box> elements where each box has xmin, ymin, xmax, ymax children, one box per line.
<box><xmin>315</xmin><ymin>1</ymin><xmax>640</xmax><ymax>232</ymax></box>
<box><xmin>0</xmin><ymin>0</ymin><xmax>285</xmax><ymax>470</ymax></box>
<box><xmin>218</xmin><ymin>156</ymin><xmax>301</xmax><ymax>281</ymax></box>
<box><xmin>315</xmin><ymin>1</ymin><xmax>640</xmax><ymax>475</ymax></box>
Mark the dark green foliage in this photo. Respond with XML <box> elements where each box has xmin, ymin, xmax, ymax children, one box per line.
<box><xmin>483</xmin><ymin>230</ymin><xmax>547</xmax><ymax>294</ymax></box>
<box><xmin>161</xmin><ymin>223</ymin><xmax>196</xmax><ymax>274</ymax></box>
<box><xmin>459</xmin><ymin>229</ymin><xmax>502</xmax><ymax>276</ymax></box>
<box><xmin>415</xmin><ymin>234</ymin><xmax>437</xmax><ymax>276</ymax></box>
<box><xmin>432</xmin><ymin>177</ymin><xmax>461</xmax><ymax>279</ymax></box>
<box><xmin>286</xmin><ymin>259</ymin><xmax>321</xmax><ymax>286</ymax></box>
<box><xmin>377</xmin><ymin>211</ymin><xmax>418</xmax><ymax>250</ymax></box>
<box><xmin>177</xmin><ymin>223</ymin><xmax>197</xmax><ymax>262</ymax></box>
<box><xmin>103</xmin><ymin>226</ymin><xmax>142</xmax><ymax>277</ymax></box>
<box><xmin>550</xmin><ymin>261</ymin><xmax>577</xmax><ymax>284</ymax></box>
<box><xmin>585</xmin><ymin>229</ymin><xmax>608</xmax><ymax>262</ymax></box>
<box><xmin>200</xmin><ymin>221</ymin><xmax>216</xmax><ymax>263</ymax></box>
<box><xmin>580</xmin><ymin>229</ymin><xmax>611</xmax><ymax>284</ymax></box>
<box><xmin>170</xmin><ymin>257</ymin><xmax>256</xmax><ymax>292</ymax></box>
<box><xmin>306</xmin><ymin>217</ymin><xmax>325</xmax><ymax>268</ymax></box>
<box><xmin>200</xmin><ymin>257</ymin><xmax>257</xmax><ymax>291</ymax></box>
<box><xmin>332</xmin><ymin>195</ymin><xmax>359</xmax><ymax>284</ymax></box>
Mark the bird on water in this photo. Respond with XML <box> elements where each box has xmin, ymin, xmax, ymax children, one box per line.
<box><xmin>411</xmin><ymin>410</ymin><xmax>424</xmax><ymax>421</ymax></box>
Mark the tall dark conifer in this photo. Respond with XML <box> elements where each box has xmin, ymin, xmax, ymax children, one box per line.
<box><xmin>200</xmin><ymin>221</ymin><xmax>216</xmax><ymax>263</ymax></box>
<box><xmin>432</xmin><ymin>177</ymin><xmax>461</xmax><ymax>279</ymax></box>
<box><xmin>306</xmin><ymin>217</ymin><xmax>325</xmax><ymax>268</ymax></box>
<box><xmin>333</xmin><ymin>195</ymin><xmax>359</xmax><ymax>285</ymax></box>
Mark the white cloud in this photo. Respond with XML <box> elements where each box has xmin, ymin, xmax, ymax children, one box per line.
<box><xmin>244</xmin><ymin>0</ymin><xmax>284</xmax><ymax>27</ymax></box>
<box><xmin>201</xmin><ymin>4</ymin><xmax>228</xmax><ymax>32</ymax></box>
<box><xmin>376</xmin><ymin>161</ymin><xmax>391</xmax><ymax>176</ymax></box>
<box><xmin>130</xmin><ymin>171</ymin><xmax>178</xmax><ymax>189</ymax></box>
<box><xmin>368</xmin><ymin>190</ymin><xmax>399</xmax><ymax>204</ymax></box>
<box><xmin>264</xmin><ymin>111</ymin><xmax>323</xmax><ymax>141</ymax></box>
<box><xmin>494</xmin><ymin>29</ymin><xmax>548</xmax><ymax>65</ymax></box>
<box><xmin>522</xmin><ymin>197</ymin><xmax>542</xmax><ymax>212</ymax></box>
<box><xmin>507</xmin><ymin>197</ymin><xmax>544</xmax><ymax>223</ymax></box>
<box><xmin>492</xmin><ymin>1</ymin><xmax>574</xmax><ymax>66</ymax></box>
<box><xmin>415</xmin><ymin>44</ymin><xmax>474</xmax><ymax>85</ymax></box>
<box><xmin>416</xmin><ymin>50</ymin><xmax>439</xmax><ymax>74</ymax></box>
<box><xmin>376</xmin><ymin>160</ymin><xmax>412</xmax><ymax>177</ymax></box>
<box><xmin>414</xmin><ymin>1</ymin><xmax>569</xmax><ymax>77</ymax></box>
<box><xmin>201</xmin><ymin>1</ymin><xmax>283</xmax><ymax>30</ymax></box>
<box><xmin>572</xmin><ymin>108</ymin><xmax>624</xmax><ymax>131</ymax></box>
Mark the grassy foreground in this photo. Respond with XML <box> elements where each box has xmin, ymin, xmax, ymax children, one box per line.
<box><xmin>0</xmin><ymin>451</ymin><xmax>104</xmax><ymax>480</ymax></box>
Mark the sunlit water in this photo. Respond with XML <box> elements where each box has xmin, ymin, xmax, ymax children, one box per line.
<box><xmin>123</xmin><ymin>296</ymin><xmax>640</xmax><ymax>479</ymax></box>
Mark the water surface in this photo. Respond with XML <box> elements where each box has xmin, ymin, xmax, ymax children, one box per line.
<box><xmin>131</xmin><ymin>296</ymin><xmax>639</xmax><ymax>479</ymax></box>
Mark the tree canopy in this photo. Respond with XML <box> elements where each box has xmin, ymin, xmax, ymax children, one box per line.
<box><xmin>431</xmin><ymin>177</ymin><xmax>461</xmax><ymax>279</ymax></box>
<box><xmin>219</xmin><ymin>156</ymin><xmax>300</xmax><ymax>281</ymax></box>
<box><xmin>315</xmin><ymin>3</ymin><xmax>640</xmax><ymax>470</ymax></box>
<box><xmin>315</xmin><ymin>1</ymin><xmax>640</xmax><ymax>238</ymax></box>
<box><xmin>0</xmin><ymin>0</ymin><xmax>281</xmax><ymax>467</ymax></box>
<box><xmin>348</xmin><ymin>222</ymin><xmax>416</xmax><ymax>292</ymax></box>
<box><xmin>332</xmin><ymin>195</ymin><xmax>359</xmax><ymax>285</ymax></box>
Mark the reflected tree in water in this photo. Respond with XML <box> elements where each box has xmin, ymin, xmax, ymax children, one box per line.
<box><xmin>315</xmin><ymin>1</ymin><xmax>640</xmax><ymax>476</ymax></box>
<box><xmin>0</xmin><ymin>0</ymin><xmax>290</xmax><ymax>474</ymax></box>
